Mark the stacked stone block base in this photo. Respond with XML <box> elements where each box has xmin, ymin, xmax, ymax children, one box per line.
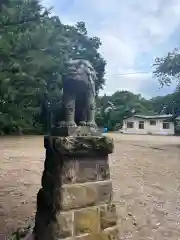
<box><xmin>34</xmin><ymin>135</ymin><xmax>119</xmax><ymax>239</ymax></box>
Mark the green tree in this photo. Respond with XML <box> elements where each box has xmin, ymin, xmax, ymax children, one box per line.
<box><xmin>96</xmin><ymin>91</ymin><xmax>155</xmax><ymax>130</ymax></box>
<box><xmin>153</xmin><ymin>47</ymin><xmax>180</xmax><ymax>119</ymax></box>
<box><xmin>150</xmin><ymin>91</ymin><xmax>180</xmax><ymax>116</ymax></box>
<box><xmin>64</xmin><ymin>22</ymin><xmax>106</xmax><ymax>94</ymax></box>
<box><xmin>153</xmin><ymin>48</ymin><xmax>180</xmax><ymax>87</ymax></box>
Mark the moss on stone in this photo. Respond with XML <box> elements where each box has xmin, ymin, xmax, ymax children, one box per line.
<box><xmin>48</xmin><ymin>136</ymin><xmax>114</xmax><ymax>156</ymax></box>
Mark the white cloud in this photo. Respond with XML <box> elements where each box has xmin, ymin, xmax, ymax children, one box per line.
<box><xmin>42</xmin><ymin>0</ymin><xmax>180</xmax><ymax>98</ymax></box>
<box><xmin>101</xmin><ymin>72</ymin><xmax>153</xmax><ymax>98</ymax></box>
<box><xmin>99</xmin><ymin>34</ymin><xmax>136</xmax><ymax>70</ymax></box>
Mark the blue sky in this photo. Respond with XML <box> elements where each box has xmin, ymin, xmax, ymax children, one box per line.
<box><xmin>42</xmin><ymin>0</ymin><xmax>180</xmax><ymax>98</ymax></box>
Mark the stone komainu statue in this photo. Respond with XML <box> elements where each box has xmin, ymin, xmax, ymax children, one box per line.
<box><xmin>61</xmin><ymin>59</ymin><xmax>97</xmax><ymax>128</ymax></box>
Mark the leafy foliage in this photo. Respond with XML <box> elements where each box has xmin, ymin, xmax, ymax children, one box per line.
<box><xmin>153</xmin><ymin>48</ymin><xmax>180</xmax><ymax>87</ymax></box>
<box><xmin>151</xmin><ymin>91</ymin><xmax>180</xmax><ymax>116</ymax></box>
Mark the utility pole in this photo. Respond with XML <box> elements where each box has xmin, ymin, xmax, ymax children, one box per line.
<box><xmin>47</xmin><ymin>100</ymin><xmax>53</xmax><ymax>134</ymax></box>
<box><xmin>104</xmin><ymin>101</ymin><xmax>116</xmax><ymax>130</ymax></box>
<box><xmin>172</xmin><ymin>100</ymin><xmax>175</xmax><ymax>117</ymax></box>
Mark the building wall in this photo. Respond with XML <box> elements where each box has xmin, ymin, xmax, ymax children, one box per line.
<box><xmin>121</xmin><ymin>117</ymin><xmax>175</xmax><ymax>135</ymax></box>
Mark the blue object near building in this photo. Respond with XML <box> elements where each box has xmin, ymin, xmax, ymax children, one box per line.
<box><xmin>104</xmin><ymin>127</ymin><xmax>108</xmax><ymax>133</ymax></box>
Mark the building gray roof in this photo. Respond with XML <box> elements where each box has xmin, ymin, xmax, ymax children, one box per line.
<box><xmin>134</xmin><ymin>114</ymin><xmax>173</xmax><ymax>119</ymax></box>
<box><xmin>124</xmin><ymin>114</ymin><xmax>174</xmax><ymax>120</ymax></box>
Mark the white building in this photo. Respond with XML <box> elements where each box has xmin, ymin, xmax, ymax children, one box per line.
<box><xmin>121</xmin><ymin>114</ymin><xmax>175</xmax><ymax>135</ymax></box>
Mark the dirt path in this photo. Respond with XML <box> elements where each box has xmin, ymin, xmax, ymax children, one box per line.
<box><xmin>1</xmin><ymin>134</ymin><xmax>180</xmax><ymax>239</ymax></box>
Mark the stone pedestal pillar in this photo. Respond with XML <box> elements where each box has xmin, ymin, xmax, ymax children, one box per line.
<box><xmin>34</xmin><ymin>135</ymin><xmax>119</xmax><ymax>240</ymax></box>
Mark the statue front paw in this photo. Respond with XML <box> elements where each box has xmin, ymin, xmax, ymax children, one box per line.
<box><xmin>79</xmin><ymin>121</ymin><xmax>86</xmax><ymax>126</ymax></box>
<box><xmin>66</xmin><ymin>121</ymin><xmax>77</xmax><ymax>127</ymax></box>
<box><xmin>86</xmin><ymin>122</ymin><xmax>97</xmax><ymax>128</ymax></box>
<box><xmin>57</xmin><ymin>121</ymin><xmax>66</xmax><ymax>127</ymax></box>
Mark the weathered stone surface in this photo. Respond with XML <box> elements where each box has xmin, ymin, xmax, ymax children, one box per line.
<box><xmin>41</xmin><ymin>170</ymin><xmax>55</xmax><ymax>192</ymax></box>
<box><xmin>100</xmin><ymin>204</ymin><xmax>118</xmax><ymax>229</ymax></box>
<box><xmin>35</xmin><ymin>212</ymin><xmax>73</xmax><ymax>240</ymax></box>
<box><xmin>51</xmin><ymin>135</ymin><xmax>114</xmax><ymax>156</ymax></box>
<box><xmin>51</xmin><ymin>126</ymin><xmax>102</xmax><ymax>137</ymax></box>
<box><xmin>34</xmin><ymin>133</ymin><xmax>119</xmax><ymax>240</ymax></box>
<box><xmin>52</xmin><ymin>211</ymin><xmax>73</xmax><ymax>238</ymax></box>
<box><xmin>34</xmin><ymin>211</ymin><xmax>53</xmax><ymax>240</ymax></box>
<box><xmin>36</xmin><ymin>188</ymin><xmax>53</xmax><ymax>214</ymax></box>
<box><xmin>68</xmin><ymin>227</ymin><xmax>119</xmax><ymax>240</ymax></box>
<box><xmin>60</xmin><ymin>181</ymin><xmax>112</xmax><ymax>210</ymax></box>
<box><xmin>76</xmin><ymin>159</ymin><xmax>98</xmax><ymax>183</ymax></box>
<box><xmin>43</xmin><ymin>151</ymin><xmax>58</xmax><ymax>172</ymax></box>
<box><xmin>44</xmin><ymin>136</ymin><xmax>56</xmax><ymax>154</ymax></box>
<box><xmin>75</xmin><ymin>234</ymin><xmax>106</xmax><ymax>240</ymax></box>
<box><xmin>62</xmin><ymin>159</ymin><xmax>77</xmax><ymax>184</ymax></box>
<box><xmin>34</xmin><ymin>188</ymin><xmax>55</xmax><ymax>238</ymax></box>
<box><xmin>104</xmin><ymin>226</ymin><xmax>120</xmax><ymax>239</ymax></box>
<box><xmin>35</xmin><ymin>212</ymin><xmax>73</xmax><ymax>239</ymax></box>
<box><xmin>96</xmin><ymin>158</ymin><xmax>110</xmax><ymax>181</ymax></box>
<box><xmin>74</xmin><ymin>207</ymin><xmax>100</xmax><ymax>235</ymax></box>
<box><xmin>42</xmin><ymin>155</ymin><xmax>110</xmax><ymax>187</ymax></box>
<box><xmin>97</xmin><ymin>181</ymin><xmax>113</xmax><ymax>204</ymax></box>
<box><xmin>75</xmin><ymin>157</ymin><xmax>110</xmax><ymax>183</ymax></box>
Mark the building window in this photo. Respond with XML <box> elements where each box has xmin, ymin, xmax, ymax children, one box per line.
<box><xmin>127</xmin><ymin>122</ymin><xmax>134</xmax><ymax>128</ymax></box>
<box><xmin>139</xmin><ymin>121</ymin><xmax>144</xmax><ymax>129</ymax></box>
<box><xmin>163</xmin><ymin>122</ymin><xmax>170</xmax><ymax>129</ymax></box>
<box><xmin>150</xmin><ymin>120</ymin><xmax>156</xmax><ymax>125</ymax></box>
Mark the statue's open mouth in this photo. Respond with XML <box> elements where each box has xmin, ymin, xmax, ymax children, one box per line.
<box><xmin>69</xmin><ymin>69</ymin><xmax>77</xmax><ymax>74</ymax></box>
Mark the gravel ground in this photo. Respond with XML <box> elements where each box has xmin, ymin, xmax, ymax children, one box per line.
<box><xmin>1</xmin><ymin>134</ymin><xmax>180</xmax><ymax>239</ymax></box>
